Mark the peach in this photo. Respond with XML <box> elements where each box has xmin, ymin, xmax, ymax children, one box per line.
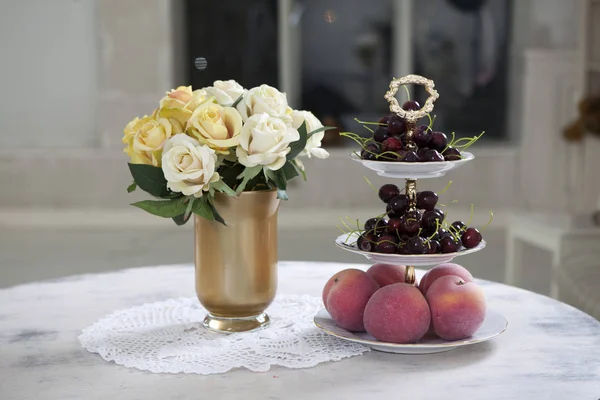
<box><xmin>418</xmin><ymin>263</ymin><xmax>473</xmax><ymax>295</ymax></box>
<box><xmin>363</xmin><ymin>283</ymin><xmax>431</xmax><ymax>344</ymax></box>
<box><xmin>324</xmin><ymin>269</ymin><xmax>379</xmax><ymax>332</ymax></box>
<box><xmin>366</xmin><ymin>263</ymin><xmax>406</xmax><ymax>287</ymax></box>
<box><xmin>426</xmin><ymin>275</ymin><xmax>487</xmax><ymax>340</ymax></box>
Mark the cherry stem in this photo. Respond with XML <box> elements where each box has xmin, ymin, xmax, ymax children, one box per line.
<box><xmin>443</xmin><ymin>132</ymin><xmax>456</xmax><ymax>153</ymax></box>
<box><xmin>364</xmin><ymin>176</ymin><xmax>378</xmax><ymax>193</ymax></box>
<box><xmin>461</xmin><ymin>131</ymin><xmax>485</xmax><ymax>151</ymax></box>
<box><xmin>402</xmin><ymin>85</ymin><xmax>411</xmax><ymax>101</ymax></box>
<box><xmin>362</xmin><ymin>125</ymin><xmax>374</xmax><ymax>134</ymax></box>
<box><xmin>466</xmin><ymin>204</ymin><xmax>474</xmax><ymax>227</ymax></box>
<box><xmin>448</xmin><ymin>225</ymin><xmax>461</xmax><ymax>241</ymax></box>
<box><xmin>439</xmin><ymin>180</ymin><xmax>453</xmax><ymax>195</ymax></box>
<box><xmin>438</xmin><ymin>200</ymin><xmax>459</xmax><ymax>207</ymax></box>
<box><xmin>354</xmin><ymin>118</ymin><xmax>387</xmax><ymax>126</ymax></box>
<box><xmin>482</xmin><ymin>211</ymin><xmax>494</xmax><ymax>232</ymax></box>
<box><xmin>427</xmin><ymin>114</ymin><xmax>437</xmax><ymax>130</ymax></box>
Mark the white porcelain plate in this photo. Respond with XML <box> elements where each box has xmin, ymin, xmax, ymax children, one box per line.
<box><xmin>335</xmin><ymin>232</ymin><xmax>486</xmax><ymax>266</ymax></box>
<box><xmin>350</xmin><ymin>151</ymin><xmax>474</xmax><ymax>179</ymax></box>
<box><xmin>314</xmin><ymin>308</ymin><xmax>507</xmax><ymax>354</ymax></box>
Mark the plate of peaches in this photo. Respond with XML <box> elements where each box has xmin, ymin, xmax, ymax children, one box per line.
<box><xmin>314</xmin><ymin>263</ymin><xmax>508</xmax><ymax>354</ymax></box>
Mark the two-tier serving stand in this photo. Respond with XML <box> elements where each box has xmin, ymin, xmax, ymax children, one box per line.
<box><xmin>335</xmin><ymin>74</ymin><xmax>486</xmax><ymax>283</ymax></box>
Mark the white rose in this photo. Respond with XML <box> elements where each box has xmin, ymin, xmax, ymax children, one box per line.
<box><xmin>291</xmin><ymin>110</ymin><xmax>330</xmax><ymax>159</ymax></box>
<box><xmin>236</xmin><ymin>84</ymin><xmax>292</xmax><ymax>124</ymax></box>
<box><xmin>236</xmin><ymin>113</ymin><xmax>300</xmax><ymax>171</ymax></box>
<box><xmin>204</xmin><ymin>80</ymin><xmax>246</xmax><ymax>106</ymax></box>
<box><xmin>161</xmin><ymin>134</ymin><xmax>220</xmax><ymax>197</ymax></box>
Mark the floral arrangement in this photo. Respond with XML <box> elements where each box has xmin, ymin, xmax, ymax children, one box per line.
<box><xmin>123</xmin><ymin>80</ymin><xmax>332</xmax><ymax>225</ymax></box>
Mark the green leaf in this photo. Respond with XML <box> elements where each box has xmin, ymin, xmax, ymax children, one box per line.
<box><xmin>184</xmin><ymin>196</ymin><xmax>196</xmax><ymax>220</ymax></box>
<box><xmin>172</xmin><ymin>213</ymin><xmax>191</xmax><ymax>226</ymax></box>
<box><xmin>307</xmin><ymin>125</ymin><xmax>337</xmax><ymax>139</ymax></box>
<box><xmin>131</xmin><ymin>197</ymin><xmax>187</xmax><ymax>218</ymax></box>
<box><xmin>207</xmin><ymin>197</ymin><xmax>226</xmax><ymax>225</ymax></box>
<box><xmin>286</xmin><ymin>121</ymin><xmax>307</xmax><ymax>161</ymax></box>
<box><xmin>265</xmin><ymin>169</ymin><xmax>287</xmax><ymax>191</ymax></box>
<box><xmin>276</xmin><ymin>189</ymin><xmax>288</xmax><ymax>200</ymax></box>
<box><xmin>293</xmin><ymin>160</ymin><xmax>307</xmax><ymax>181</ymax></box>
<box><xmin>212</xmin><ymin>180</ymin><xmax>236</xmax><ymax>197</ymax></box>
<box><xmin>265</xmin><ymin>168</ymin><xmax>289</xmax><ymax>201</ymax></box>
<box><xmin>218</xmin><ymin>162</ymin><xmax>245</xmax><ymax>190</ymax></box>
<box><xmin>281</xmin><ymin>161</ymin><xmax>299</xmax><ymax>181</ymax></box>
<box><xmin>127</xmin><ymin>182</ymin><xmax>137</xmax><ymax>193</ymax></box>
<box><xmin>236</xmin><ymin>165</ymin><xmax>263</xmax><ymax>194</ymax></box>
<box><xmin>127</xmin><ymin>163</ymin><xmax>169</xmax><ymax>198</ymax></box>
<box><xmin>231</xmin><ymin>94</ymin><xmax>244</xmax><ymax>108</ymax></box>
<box><xmin>191</xmin><ymin>196</ymin><xmax>214</xmax><ymax>220</ymax></box>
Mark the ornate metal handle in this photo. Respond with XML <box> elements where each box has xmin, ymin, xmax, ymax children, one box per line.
<box><xmin>384</xmin><ymin>74</ymin><xmax>439</xmax><ymax>122</ymax></box>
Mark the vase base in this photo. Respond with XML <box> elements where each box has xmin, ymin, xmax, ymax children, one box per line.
<box><xmin>203</xmin><ymin>312</ymin><xmax>270</xmax><ymax>333</ymax></box>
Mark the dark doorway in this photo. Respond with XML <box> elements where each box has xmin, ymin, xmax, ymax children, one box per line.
<box><xmin>184</xmin><ymin>0</ymin><xmax>279</xmax><ymax>89</ymax></box>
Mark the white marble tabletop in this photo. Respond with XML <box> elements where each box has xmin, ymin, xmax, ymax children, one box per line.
<box><xmin>1</xmin><ymin>261</ymin><xmax>599</xmax><ymax>400</ymax></box>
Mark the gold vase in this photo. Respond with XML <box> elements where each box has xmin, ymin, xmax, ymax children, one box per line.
<box><xmin>194</xmin><ymin>190</ymin><xmax>280</xmax><ymax>333</ymax></box>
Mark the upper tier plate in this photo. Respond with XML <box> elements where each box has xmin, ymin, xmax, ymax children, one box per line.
<box><xmin>335</xmin><ymin>232</ymin><xmax>486</xmax><ymax>266</ymax></box>
<box><xmin>350</xmin><ymin>151</ymin><xmax>474</xmax><ymax>179</ymax></box>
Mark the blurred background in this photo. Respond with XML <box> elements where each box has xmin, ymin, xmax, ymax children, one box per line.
<box><xmin>1</xmin><ymin>0</ymin><xmax>600</xmax><ymax>317</ymax></box>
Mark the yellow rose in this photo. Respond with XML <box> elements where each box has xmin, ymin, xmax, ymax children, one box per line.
<box><xmin>186</xmin><ymin>102</ymin><xmax>243</xmax><ymax>154</ymax></box>
<box><xmin>123</xmin><ymin>116</ymin><xmax>183</xmax><ymax>166</ymax></box>
<box><xmin>159</xmin><ymin>86</ymin><xmax>193</xmax><ymax>109</ymax></box>
<box><xmin>158</xmin><ymin>88</ymin><xmax>215</xmax><ymax>127</ymax></box>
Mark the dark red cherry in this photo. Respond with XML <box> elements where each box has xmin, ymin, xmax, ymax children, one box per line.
<box><xmin>382</xmin><ymin>137</ymin><xmax>403</xmax><ymax>153</ymax></box>
<box><xmin>413</xmin><ymin>125</ymin><xmax>432</xmax><ymax>147</ymax></box>
<box><xmin>461</xmin><ymin>227</ymin><xmax>482</xmax><ymax>249</ymax></box>
<box><xmin>400</xmin><ymin>211</ymin><xmax>422</xmax><ymax>235</ymax></box>
<box><xmin>386</xmin><ymin>203</ymin><xmax>399</xmax><ymax>219</ymax></box>
<box><xmin>427</xmin><ymin>240</ymin><xmax>441</xmax><ymax>254</ymax></box>
<box><xmin>429</xmin><ymin>131</ymin><xmax>448</xmax><ymax>152</ymax></box>
<box><xmin>405</xmin><ymin>236</ymin><xmax>428</xmax><ymax>254</ymax></box>
<box><xmin>402</xmin><ymin>100</ymin><xmax>420</xmax><ymax>111</ymax></box>
<box><xmin>451</xmin><ymin>221</ymin><xmax>467</xmax><ymax>234</ymax></box>
<box><xmin>402</xmin><ymin>150</ymin><xmax>419</xmax><ymax>162</ymax></box>
<box><xmin>378</xmin><ymin>184</ymin><xmax>400</xmax><ymax>203</ymax></box>
<box><xmin>357</xmin><ymin>232</ymin><xmax>377</xmax><ymax>252</ymax></box>
<box><xmin>422</xmin><ymin>149</ymin><xmax>444</xmax><ymax>162</ymax></box>
<box><xmin>387</xmin><ymin>218</ymin><xmax>403</xmax><ymax>235</ymax></box>
<box><xmin>388</xmin><ymin>116</ymin><xmax>406</xmax><ymax>136</ymax></box>
<box><xmin>443</xmin><ymin>147</ymin><xmax>462</xmax><ymax>161</ymax></box>
<box><xmin>388</xmin><ymin>194</ymin><xmax>409</xmax><ymax>215</ymax></box>
<box><xmin>364</xmin><ymin>218</ymin><xmax>387</xmax><ymax>235</ymax></box>
<box><xmin>373</xmin><ymin>127</ymin><xmax>389</xmax><ymax>143</ymax></box>
<box><xmin>416</xmin><ymin>191</ymin><xmax>439</xmax><ymax>211</ymax></box>
<box><xmin>374</xmin><ymin>235</ymin><xmax>398</xmax><ymax>254</ymax></box>
<box><xmin>422</xmin><ymin>209</ymin><xmax>444</xmax><ymax>231</ymax></box>
<box><xmin>378</xmin><ymin>115</ymin><xmax>392</xmax><ymax>125</ymax></box>
<box><xmin>440</xmin><ymin>235</ymin><xmax>462</xmax><ymax>253</ymax></box>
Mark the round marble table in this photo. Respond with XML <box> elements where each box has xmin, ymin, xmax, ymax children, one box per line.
<box><xmin>1</xmin><ymin>262</ymin><xmax>600</xmax><ymax>400</ymax></box>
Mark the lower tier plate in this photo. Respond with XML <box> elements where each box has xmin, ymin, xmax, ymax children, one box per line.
<box><xmin>314</xmin><ymin>308</ymin><xmax>507</xmax><ymax>354</ymax></box>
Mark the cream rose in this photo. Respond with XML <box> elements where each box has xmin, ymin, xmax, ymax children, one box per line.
<box><xmin>204</xmin><ymin>80</ymin><xmax>246</xmax><ymax>106</ymax></box>
<box><xmin>236</xmin><ymin>113</ymin><xmax>300</xmax><ymax>170</ymax></box>
<box><xmin>123</xmin><ymin>116</ymin><xmax>183</xmax><ymax>166</ymax></box>
<box><xmin>291</xmin><ymin>110</ymin><xmax>330</xmax><ymax>159</ymax></box>
<box><xmin>236</xmin><ymin>84</ymin><xmax>292</xmax><ymax>124</ymax></box>
<box><xmin>161</xmin><ymin>134</ymin><xmax>220</xmax><ymax>197</ymax></box>
<box><xmin>187</xmin><ymin>102</ymin><xmax>243</xmax><ymax>154</ymax></box>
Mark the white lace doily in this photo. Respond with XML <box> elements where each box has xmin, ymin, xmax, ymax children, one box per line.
<box><xmin>78</xmin><ymin>294</ymin><xmax>369</xmax><ymax>374</ymax></box>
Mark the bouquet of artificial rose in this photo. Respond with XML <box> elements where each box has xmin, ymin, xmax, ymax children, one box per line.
<box><xmin>123</xmin><ymin>80</ymin><xmax>331</xmax><ymax>225</ymax></box>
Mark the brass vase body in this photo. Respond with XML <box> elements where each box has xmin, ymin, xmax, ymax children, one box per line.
<box><xmin>194</xmin><ymin>190</ymin><xmax>280</xmax><ymax>332</ymax></box>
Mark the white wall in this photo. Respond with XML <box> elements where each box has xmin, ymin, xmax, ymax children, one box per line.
<box><xmin>0</xmin><ymin>0</ymin><xmax>97</xmax><ymax>148</ymax></box>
